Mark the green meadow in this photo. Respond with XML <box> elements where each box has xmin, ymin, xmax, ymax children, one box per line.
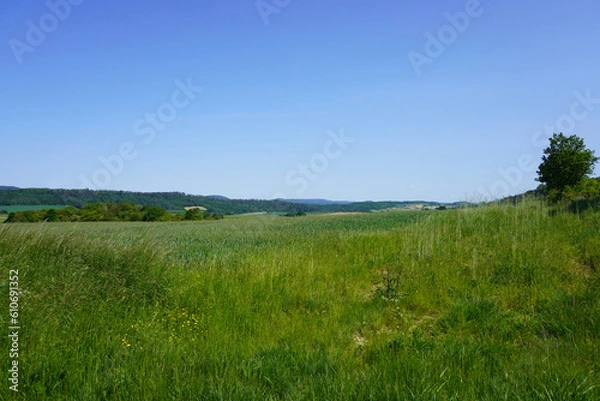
<box><xmin>1</xmin><ymin>200</ymin><xmax>599</xmax><ymax>400</ymax></box>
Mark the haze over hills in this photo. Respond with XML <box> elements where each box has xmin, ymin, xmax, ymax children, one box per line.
<box><xmin>277</xmin><ymin>199</ymin><xmax>354</xmax><ymax>206</ymax></box>
<box><xmin>0</xmin><ymin>187</ymin><xmax>458</xmax><ymax>215</ymax></box>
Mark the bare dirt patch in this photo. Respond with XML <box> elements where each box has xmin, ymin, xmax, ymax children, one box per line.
<box><xmin>184</xmin><ymin>206</ymin><xmax>207</xmax><ymax>211</ymax></box>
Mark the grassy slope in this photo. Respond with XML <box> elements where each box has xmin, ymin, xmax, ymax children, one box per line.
<box><xmin>1</xmin><ymin>201</ymin><xmax>599</xmax><ymax>400</ymax></box>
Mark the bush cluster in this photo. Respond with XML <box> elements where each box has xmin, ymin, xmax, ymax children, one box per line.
<box><xmin>4</xmin><ymin>202</ymin><xmax>223</xmax><ymax>223</ymax></box>
<box><xmin>283</xmin><ymin>211</ymin><xmax>307</xmax><ymax>217</ymax></box>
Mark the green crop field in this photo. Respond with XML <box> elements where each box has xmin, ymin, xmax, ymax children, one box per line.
<box><xmin>1</xmin><ymin>200</ymin><xmax>599</xmax><ymax>400</ymax></box>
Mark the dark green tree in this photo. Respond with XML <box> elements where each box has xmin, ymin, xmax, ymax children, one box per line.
<box><xmin>184</xmin><ymin>208</ymin><xmax>204</xmax><ymax>221</ymax></box>
<box><xmin>537</xmin><ymin>133</ymin><xmax>598</xmax><ymax>198</ymax></box>
<box><xmin>44</xmin><ymin>209</ymin><xmax>59</xmax><ymax>222</ymax></box>
<box><xmin>142</xmin><ymin>206</ymin><xmax>168</xmax><ymax>222</ymax></box>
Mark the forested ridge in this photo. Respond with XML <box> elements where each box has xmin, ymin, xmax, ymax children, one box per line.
<box><xmin>0</xmin><ymin>188</ymin><xmax>443</xmax><ymax>214</ymax></box>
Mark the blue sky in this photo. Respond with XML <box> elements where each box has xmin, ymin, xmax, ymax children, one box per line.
<box><xmin>1</xmin><ymin>0</ymin><xmax>599</xmax><ymax>202</ymax></box>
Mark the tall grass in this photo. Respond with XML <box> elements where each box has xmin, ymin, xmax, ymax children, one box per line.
<box><xmin>1</xmin><ymin>200</ymin><xmax>599</xmax><ymax>400</ymax></box>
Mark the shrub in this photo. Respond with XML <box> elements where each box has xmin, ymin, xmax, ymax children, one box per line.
<box><xmin>184</xmin><ymin>208</ymin><xmax>205</xmax><ymax>221</ymax></box>
<box><xmin>143</xmin><ymin>206</ymin><xmax>169</xmax><ymax>222</ymax></box>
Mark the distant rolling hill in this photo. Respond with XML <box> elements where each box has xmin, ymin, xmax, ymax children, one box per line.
<box><xmin>0</xmin><ymin>188</ymin><xmax>454</xmax><ymax>215</ymax></box>
<box><xmin>278</xmin><ymin>199</ymin><xmax>353</xmax><ymax>205</ymax></box>
<box><xmin>206</xmin><ymin>195</ymin><xmax>230</xmax><ymax>200</ymax></box>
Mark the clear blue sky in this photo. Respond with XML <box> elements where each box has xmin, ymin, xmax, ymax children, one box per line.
<box><xmin>2</xmin><ymin>0</ymin><xmax>599</xmax><ymax>202</ymax></box>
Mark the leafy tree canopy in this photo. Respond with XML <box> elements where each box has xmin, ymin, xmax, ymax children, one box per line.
<box><xmin>537</xmin><ymin>133</ymin><xmax>598</xmax><ymax>196</ymax></box>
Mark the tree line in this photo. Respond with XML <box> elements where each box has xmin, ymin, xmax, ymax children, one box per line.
<box><xmin>0</xmin><ymin>188</ymin><xmax>443</xmax><ymax>215</ymax></box>
<box><xmin>4</xmin><ymin>203</ymin><xmax>223</xmax><ymax>223</ymax></box>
